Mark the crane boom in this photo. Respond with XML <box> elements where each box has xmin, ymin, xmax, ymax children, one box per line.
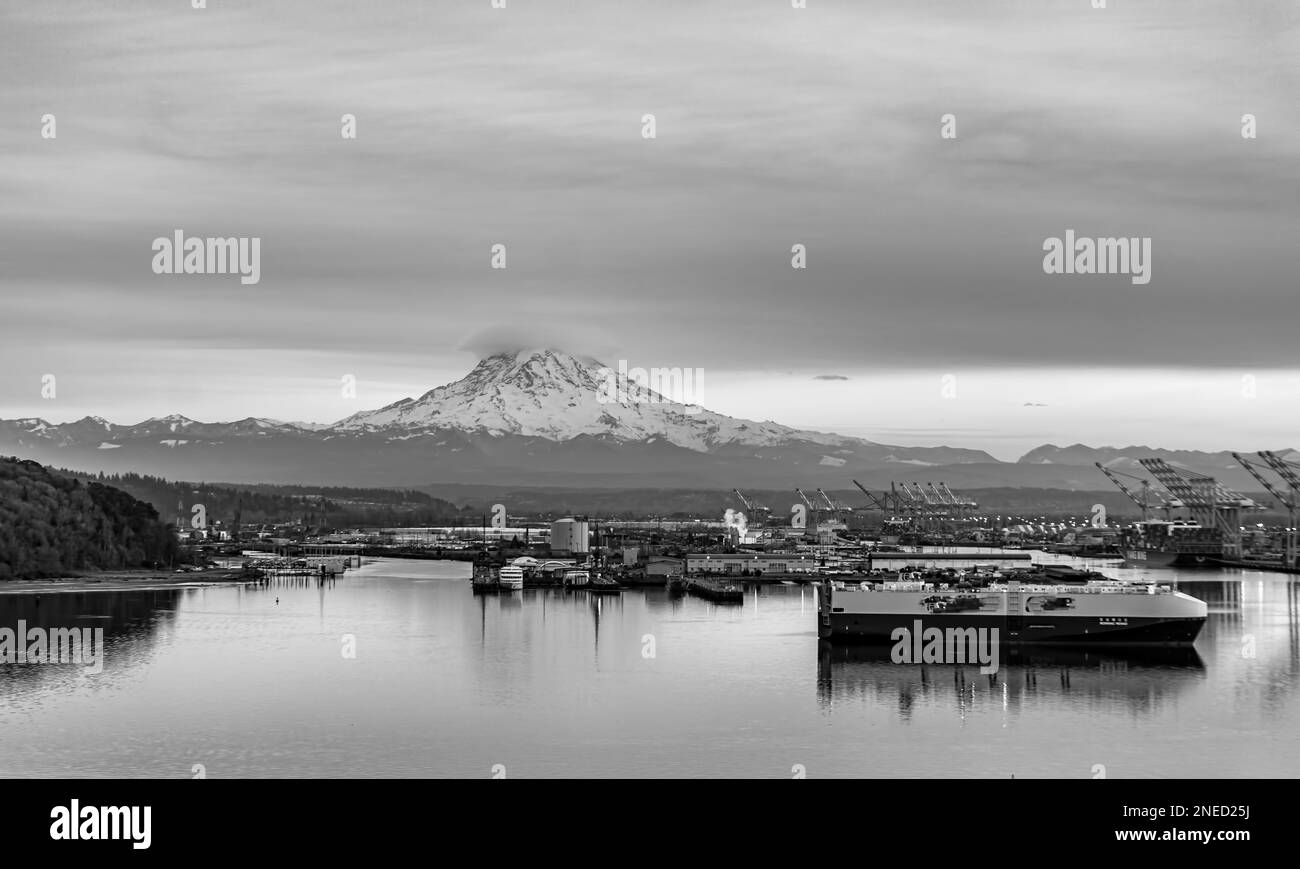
<box><xmin>1095</xmin><ymin>463</ymin><xmax>1147</xmax><ymax>510</ymax></box>
<box><xmin>1232</xmin><ymin>453</ymin><xmax>1292</xmax><ymax>508</ymax></box>
<box><xmin>924</xmin><ymin>482</ymin><xmax>952</xmax><ymax>505</ymax></box>
<box><xmin>1256</xmin><ymin>452</ymin><xmax>1300</xmax><ymax>569</ymax></box>
<box><xmin>911</xmin><ymin>483</ymin><xmax>941</xmax><ymax>505</ymax></box>
<box><xmin>853</xmin><ymin>480</ymin><xmax>888</xmax><ymax>510</ymax></box>
<box><xmin>1259</xmin><ymin>451</ymin><xmax>1300</xmax><ymax>493</ymax></box>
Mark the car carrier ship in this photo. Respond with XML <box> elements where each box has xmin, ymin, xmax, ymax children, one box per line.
<box><xmin>817</xmin><ymin>565</ymin><xmax>1206</xmax><ymax>646</ymax></box>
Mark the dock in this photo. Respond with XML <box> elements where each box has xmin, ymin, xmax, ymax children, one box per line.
<box><xmin>865</xmin><ymin>552</ymin><xmax>1032</xmax><ymax>563</ymax></box>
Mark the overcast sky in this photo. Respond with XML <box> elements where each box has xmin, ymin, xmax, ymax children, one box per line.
<box><xmin>1</xmin><ymin>0</ymin><xmax>1297</xmax><ymax>460</ymax></box>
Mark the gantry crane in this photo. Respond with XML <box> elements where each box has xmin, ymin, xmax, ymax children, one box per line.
<box><xmin>816</xmin><ymin>488</ymin><xmax>853</xmax><ymax>515</ymax></box>
<box><xmin>1137</xmin><ymin>458</ymin><xmax>1257</xmax><ymax>559</ymax></box>
<box><xmin>1094</xmin><ymin>463</ymin><xmax>1181</xmax><ymax>521</ymax></box>
<box><xmin>1255</xmin><ymin>451</ymin><xmax>1300</xmax><ymax>567</ymax></box>
<box><xmin>847</xmin><ymin>481</ymin><xmax>977</xmax><ymax>531</ymax></box>
<box><xmin>731</xmin><ymin>489</ymin><xmax>771</xmax><ymax>522</ymax></box>
<box><xmin>1232</xmin><ymin>452</ymin><xmax>1296</xmax><ymax>568</ymax></box>
<box><xmin>852</xmin><ymin>480</ymin><xmax>889</xmax><ymax>511</ymax></box>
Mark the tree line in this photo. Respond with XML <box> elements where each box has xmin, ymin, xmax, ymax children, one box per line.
<box><xmin>0</xmin><ymin>457</ymin><xmax>179</xmax><ymax>579</ymax></box>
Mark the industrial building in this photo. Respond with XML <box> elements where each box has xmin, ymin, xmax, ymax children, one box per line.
<box><xmin>685</xmin><ymin>552</ymin><xmax>816</xmax><ymax>575</ymax></box>
<box><xmin>550</xmin><ymin>517</ymin><xmax>590</xmax><ymax>555</ymax></box>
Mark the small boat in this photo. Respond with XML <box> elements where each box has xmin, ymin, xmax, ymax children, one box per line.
<box><xmin>589</xmin><ymin>576</ymin><xmax>623</xmax><ymax>593</ymax></box>
<box><xmin>498</xmin><ymin>565</ymin><xmax>524</xmax><ymax>590</ymax></box>
<box><xmin>562</xmin><ymin>569</ymin><xmax>590</xmax><ymax>587</ymax></box>
<box><xmin>686</xmin><ymin>579</ymin><xmax>744</xmax><ymax>604</ymax></box>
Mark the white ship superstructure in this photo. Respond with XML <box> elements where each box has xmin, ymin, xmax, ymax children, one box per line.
<box><xmin>818</xmin><ymin>574</ymin><xmax>1206</xmax><ymax>645</ymax></box>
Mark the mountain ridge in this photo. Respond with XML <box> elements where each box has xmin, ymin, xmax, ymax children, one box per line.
<box><xmin>0</xmin><ymin>349</ymin><xmax>1288</xmax><ymax>490</ymax></box>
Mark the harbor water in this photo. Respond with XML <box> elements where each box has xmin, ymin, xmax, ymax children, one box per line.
<box><xmin>1</xmin><ymin>555</ymin><xmax>1297</xmax><ymax>777</ymax></box>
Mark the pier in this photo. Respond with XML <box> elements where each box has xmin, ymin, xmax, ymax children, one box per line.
<box><xmin>865</xmin><ymin>552</ymin><xmax>1032</xmax><ymax>563</ymax></box>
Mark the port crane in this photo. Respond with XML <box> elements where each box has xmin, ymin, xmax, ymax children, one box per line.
<box><xmin>848</xmin><ymin>480</ymin><xmax>977</xmax><ymax>532</ymax></box>
<box><xmin>936</xmin><ymin>482</ymin><xmax>977</xmax><ymax>508</ymax></box>
<box><xmin>1250</xmin><ymin>451</ymin><xmax>1300</xmax><ymax>568</ymax></box>
<box><xmin>852</xmin><ymin>481</ymin><xmax>910</xmax><ymax>529</ymax></box>
<box><xmin>1137</xmin><ymin>458</ymin><xmax>1256</xmax><ymax>559</ymax></box>
<box><xmin>816</xmin><ymin>488</ymin><xmax>854</xmax><ymax>516</ymax></box>
<box><xmin>731</xmin><ymin>489</ymin><xmax>771</xmax><ymax>522</ymax></box>
<box><xmin>1232</xmin><ymin>451</ymin><xmax>1297</xmax><ymax>567</ymax></box>
<box><xmin>1257</xmin><ymin>450</ymin><xmax>1300</xmax><ymax>498</ymax></box>
<box><xmin>852</xmin><ymin>480</ymin><xmax>889</xmax><ymax>511</ymax></box>
<box><xmin>1094</xmin><ymin>463</ymin><xmax>1181</xmax><ymax>521</ymax></box>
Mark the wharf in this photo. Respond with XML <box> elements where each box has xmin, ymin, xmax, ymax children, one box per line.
<box><xmin>864</xmin><ymin>552</ymin><xmax>1032</xmax><ymax>562</ymax></box>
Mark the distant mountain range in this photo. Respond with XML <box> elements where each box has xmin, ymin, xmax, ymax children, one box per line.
<box><xmin>0</xmin><ymin>350</ymin><xmax>1291</xmax><ymax>493</ymax></box>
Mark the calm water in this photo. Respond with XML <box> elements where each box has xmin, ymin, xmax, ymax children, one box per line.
<box><xmin>1</xmin><ymin>556</ymin><xmax>1298</xmax><ymax>778</ymax></box>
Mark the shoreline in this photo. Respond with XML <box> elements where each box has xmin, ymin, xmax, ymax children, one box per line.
<box><xmin>0</xmin><ymin>568</ymin><xmax>258</xmax><ymax>596</ymax></box>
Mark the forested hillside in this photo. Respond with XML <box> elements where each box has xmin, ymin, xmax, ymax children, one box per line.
<box><xmin>0</xmin><ymin>456</ymin><xmax>178</xmax><ymax>579</ymax></box>
<box><xmin>56</xmin><ymin>470</ymin><xmax>468</xmax><ymax>528</ymax></box>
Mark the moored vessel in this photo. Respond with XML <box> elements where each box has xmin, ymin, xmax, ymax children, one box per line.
<box><xmin>588</xmin><ymin>575</ymin><xmax>623</xmax><ymax>593</ymax></box>
<box><xmin>1120</xmin><ymin>520</ymin><xmax>1222</xmax><ymax>568</ymax></box>
<box><xmin>498</xmin><ymin>565</ymin><xmax>524</xmax><ymax>590</ymax></box>
<box><xmin>818</xmin><ymin>571</ymin><xmax>1205</xmax><ymax>646</ymax></box>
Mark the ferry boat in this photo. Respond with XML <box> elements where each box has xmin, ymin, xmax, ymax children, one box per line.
<box><xmin>817</xmin><ymin>571</ymin><xmax>1205</xmax><ymax>646</ymax></box>
<box><xmin>498</xmin><ymin>565</ymin><xmax>524</xmax><ymax>590</ymax></box>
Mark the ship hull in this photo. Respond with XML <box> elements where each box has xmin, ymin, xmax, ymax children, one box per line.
<box><xmin>1121</xmin><ymin>549</ymin><xmax>1217</xmax><ymax>568</ymax></box>
<box><xmin>819</xmin><ymin>612</ymin><xmax>1204</xmax><ymax>645</ymax></box>
<box><xmin>818</xmin><ymin>585</ymin><xmax>1206</xmax><ymax>646</ymax></box>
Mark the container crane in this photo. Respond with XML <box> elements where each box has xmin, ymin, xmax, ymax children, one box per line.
<box><xmin>1255</xmin><ymin>451</ymin><xmax>1300</xmax><ymax>568</ymax></box>
<box><xmin>852</xmin><ymin>480</ymin><xmax>889</xmax><ymax>511</ymax></box>
<box><xmin>1232</xmin><ymin>452</ymin><xmax>1296</xmax><ymax>568</ymax></box>
<box><xmin>1137</xmin><ymin>458</ymin><xmax>1256</xmax><ymax>559</ymax></box>
<box><xmin>816</xmin><ymin>488</ymin><xmax>853</xmax><ymax>515</ymax></box>
<box><xmin>731</xmin><ymin>489</ymin><xmax>771</xmax><ymax>520</ymax></box>
<box><xmin>1094</xmin><ymin>463</ymin><xmax>1179</xmax><ymax>521</ymax></box>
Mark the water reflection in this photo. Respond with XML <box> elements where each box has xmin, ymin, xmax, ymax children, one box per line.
<box><xmin>816</xmin><ymin>641</ymin><xmax>1205</xmax><ymax>720</ymax></box>
<box><xmin>0</xmin><ymin>559</ymin><xmax>1298</xmax><ymax>777</ymax></box>
<box><xmin>0</xmin><ymin>589</ymin><xmax>183</xmax><ymax>695</ymax></box>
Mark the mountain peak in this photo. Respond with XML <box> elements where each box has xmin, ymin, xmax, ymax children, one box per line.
<box><xmin>331</xmin><ymin>347</ymin><xmax>845</xmax><ymax>451</ymax></box>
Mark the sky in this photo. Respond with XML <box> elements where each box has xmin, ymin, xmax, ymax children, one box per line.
<box><xmin>1</xmin><ymin>0</ymin><xmax>1297</xmax><ymax>461</ymax></box>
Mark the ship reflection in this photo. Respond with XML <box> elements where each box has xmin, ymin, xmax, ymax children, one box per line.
<box><xmin>816</xmin><ymin>641</ymin><xmax>1205</xmax><ymax>720</ymax></box>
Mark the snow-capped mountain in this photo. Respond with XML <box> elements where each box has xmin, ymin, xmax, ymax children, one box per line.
<box><xmin>333</xmin><ymin>349</ymin><xmax>860</xmax><ymax>452</ymax></box>
<box><xmin>1</xmin><ymin>348</ymin><xmax>1276</xmax><ymax>491</ymax></box>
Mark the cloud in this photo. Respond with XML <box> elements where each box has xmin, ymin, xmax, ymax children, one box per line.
<box><xmin>813</xmin><ymin>375</ymin><xmax>850</xmax><ymax>381</ymax></box>
<box><xmin>459</xmin><ymin>323</ymin><xmax>616</xmax><ymax>362</ymax></box>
